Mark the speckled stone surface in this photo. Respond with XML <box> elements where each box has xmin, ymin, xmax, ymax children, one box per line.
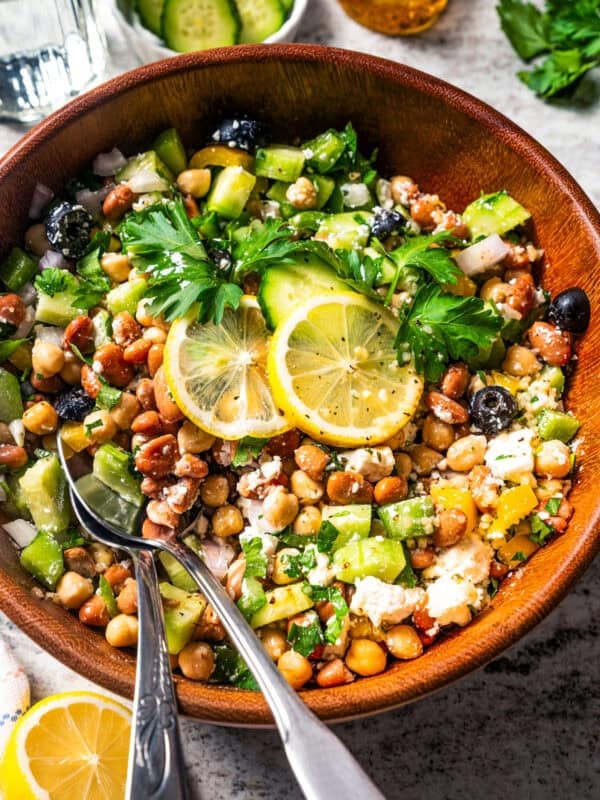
<box><xmin>1</xmin><ymin>2</ymin><xmax>599</xmax><ymax>798</ymax></box>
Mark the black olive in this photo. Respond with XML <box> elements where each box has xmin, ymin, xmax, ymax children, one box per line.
<box><xmin>54</xmin><ymin>387</ymin><xmax>95</xmax><ymax>422</ymax></box>
<box><xmin>211</xmin><ymin>117</ymin><xmax>266</xmax><ymax>152</ymax></box>
<box><xmin>370</xmin><ymin>208</ymin><xmax>405</xmax><ymax>239</ymax></box>
<box><xmin>209</xmin><ymin>248</ymin><xmax>233</xmax><ymax>271</ymax></box>
<box><xmin>547</xmin><ymin>287</ymin><xmax>590</xmax><ymax>334</ymax></box>
<box><xmin>470</xmin><ymin>386</ymin><xmax>517</xmax><ymax>435</ymax></box>
<box><xmin>45</xmin><ymin>201</ymin><xmax>94</xmax><ymax>260</ymax></box>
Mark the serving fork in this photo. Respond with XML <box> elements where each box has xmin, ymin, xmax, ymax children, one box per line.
<box><xmin>57</xmin><ymin>435</ymin><xmax>385</xmax><ymax>800</ymax></box>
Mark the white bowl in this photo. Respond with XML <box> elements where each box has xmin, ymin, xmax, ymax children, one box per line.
<box><xmin>112</xmin><ymin>0</ymin><xmax>309</xmax><ymax>64</ymax></box>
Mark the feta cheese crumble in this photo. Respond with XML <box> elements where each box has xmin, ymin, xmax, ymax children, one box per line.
<box><xmin>350</xmin><ymin>576</ymin><xmax>425</xmax><ymax>628</ymax></box>
<box><xmin>484</xmin><ymin>428</ymin><xmax>535</xmax><ymax>481</ymax></box>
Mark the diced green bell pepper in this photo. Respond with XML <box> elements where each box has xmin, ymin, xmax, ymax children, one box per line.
<box><xmin>0</xmin><ymin>367</ymin><xmax>23</xmax><ymax>423</ymax></box>
<box><xmin>537</xmin><ymin>409</ymin><xmax>580</xmax><ymax>442</ymax></box>
<box><xmin>20</xmin><ymin>530</ymin><xmax>64</xmax><ymax>590</ymax></box>
<box><xmin>152</xmin><ymin>128</ymin><xmax>187</xmax><ymax>176</ymax></box>
<box><xmin>0</xmin><ymin>247</ymin><xmax>37</xmax><ymax>291</ymax></box>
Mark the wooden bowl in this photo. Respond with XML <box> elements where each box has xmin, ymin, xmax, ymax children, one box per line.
<box><xmin>1</xmin><ymin>45</ymin><xmax>599</xmax><ymax>726</ymax></box>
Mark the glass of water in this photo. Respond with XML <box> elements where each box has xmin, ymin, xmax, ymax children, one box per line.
<box><xmin>0</xmin><ymin>0</ymin><xmax>106</xmax><ymax>123</ymax></box>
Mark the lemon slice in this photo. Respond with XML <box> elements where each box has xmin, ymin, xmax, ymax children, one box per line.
<box><xmin>164</xmin><ymin>295</ymin><xmax>291</xmax><ymax>440</ymax></box>
<box><xmin>268</xmin><ymin>292</ymin><xmax>423</xmax><ymax>447</ymax></box>
<box><xmin>0</xmin><ymin>691</ymin><xmax>131</xmax><ymax>800</ymax></box>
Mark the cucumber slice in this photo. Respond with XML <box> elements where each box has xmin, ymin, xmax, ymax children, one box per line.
<box><xmin>333</xmin><ymin>538</ymin><xmax>406</xmax><ymax>584</ymax></box>
<box><xmin>316</xmin><ymin>211</ymin><xmax>372</xmax><ymax>250</ymax></box>
<box><xmin>115</xmin><ymin>150</ymin><xmax>174</xmax><ymax>184</ymax></box>
<box><xmin>377</xmin><ymin>497</ymin><xmax>435</xmax><ymax>540</ymax></box>
<box><xmin>250</xmin><ymin>582</ymin><xmax>314</xmax><ymax>628</ymax></box>
<box><xmin>321</xmin><ymin>504</ymin><xmax>372</xmax><ymax>550</ymax></box>
<box><xmin>257</xmin><ymin>255</ymin><xmax>348</xmax><ymax>328</ymax></box>
<box><xmin>537</xmin><ymin>409</ymin><xmax>580</xmax><ymax>442</ymax></box>
<box><xmin>159</xmin><ymin>582</ymin><xmax>206</xmax><ymax>654</ymax></box>
<box><xmin>0</xmin><ymin>367</ymin><xmax>23</xmax><ymax>424</ymax></box>
<box><xmin>137</xmin><ymin>0</ymin><xmax>164</xmax><ymax>35</ymax></box>
<box><xmin>93</xmin><ymin>443</ymin><xmax>144</xmax><ymax>507</ymax></box>
<box><xmin>463</xmin><ymin>191</ymin><xmax>531</xmax><ymax>238</ymax></box>
<box><xmin>19</xmin><ymin>455</ymin><xmax>70</xmax><ymax>535</ymax></box>
<box><xmin>106</xmin><ymin>277</ymin><xmax>147</xmax><ymax>316</ymax></box>
<box><xmin>236</xmin><ymin>0</ymin><xmax>285</xmax><ymax>43</ymax></box>
<box><xmin>255</xmin><ymin>146</ymin><xmax>305</xmax><ymax>182</ymax></box>
<box><xmin>162</xmin><ymin>0</ymin><xmax>240</xmax><ymax>52</ymax></box>
<box><xmin>152</xmin><ymin>128</ymin><xmax>187</xmax><ymax>175</ymax></box>
<box><xmin>206</xmin><ymin>165</ymin><xmax>256</xmax><ymax>219</ymax></box>
<box><xmin>75</xmin><ymin>473</ymin><xmax>143</xmax><ymax>535</ymax></box>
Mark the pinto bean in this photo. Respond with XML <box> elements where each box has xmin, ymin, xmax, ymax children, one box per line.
<box><xmin>527</xmin><ymin>321</ymin><xmax>571</xmax><ymax>366</ymax></box>
<box><xmin>326</xmin><ymin>471</ymin><xmax>374</xmax><ymax>505</ymax></box>
<box><xmin>164</xmin><ymin>477</ymin><xmax>201</xmax><ymax>514</ymax></box>
<box><xmin>409</xmin><ymin>548</ymin><xmax>435</xmax><ymax>570</ymax></box>
<box><xmin>489</xmin><ymin>560</ymin><xmax>509</xmax><ymax>580</ymax></box>
<box><xmin>103</xmin><ymin>184</ymin><xmax>135</xmax><ymax>221</ymax></box>
<box><xmin>373</xmin><ymin>475</ymin><xmax>408</xmax><ymax>505</ymax></box>
<box><xmin>136</xmin><ymin>378</ymin><xmax>156</xmax><ymax>411</ymax></box>
<box><xmin>147</xmin><ymin>344</ymin><xmax>164</xmax><ymax>377</ymax></box>
<box><xmin>63</xmin><ymin>316</ymin><xmax>95</xmax><ymax>353</ymax></box>
<box><xmin>410</xmin><ymin>194</ymin><xmax>444</xmax><ymax>230</ymax></box>
<box><xmin>440</xmin><ymin>363</ymin><xmax>469</xmax><ymax>399</ymax></box>
<box><xmin>316</xmin><ymin>658</ymin><xmax>354</xmax><ymax>688</ymax></box>
<box><xmin>62</xmin><ymin>547</ymin><xmax>96</xmax><ymax>579</ymax></box>
<box><xmin>153</xmin><ymin>367</ymin><xmax>184</xmax><ymax>422</ymax></box>
<box><xmin>0</xmin><ymin>293</ymin><xmax>25</xmax><ymax>328</ymax></box>
<box><xmin>134</xmin><ymin>434</ymin><xmax>179</xmax><ymax>477</ymax></box>
<box><xmin>93</xmin><ymin>343</ymin><xmax>134</xmax><ymax>388</ymax></box>
<box><xmin>174</xmin><ymin>453</ymin><xmax>208</xmax><ymax>479</ymax></box>
<box><xmin>131</xmin><ymin>410</ymin><xmax>163</xmax><ymax>437</ymax></box>
<box><xmin>147</xmin><ymin>499</ymin><xmax>180</xmax><ymax>529</ymax></box>
<box><xmin>426</xmin><ymin>391</ymin><xmax>469</xmax><ymax>424</ymax></box>
<box><xmin>142</xmin><ymin>518</ymin><xmax>174</xmax><ymax>539</ymax></box>
<box><xmin>123</xmin><ymin>338</ymin><xmax>152</xmax><ymax>364</ymax></box>
<box><xmin>78</xmin><ymin>594</ymin><xmax>110</xmax><ymax>627</ymax></box>
<box><xmin>433</xmin><ymin>508</ymin><xmax>468</xmax><ymax>547</ymax></box>
<box><xmin>0</xmin><ymin>444</ymin><xmax>28</xmax><ymax>469</ymax></box>
<box><xmin>103</xmin><ymin>563</ymin><xmax>132</xmax><ymax>592</ymax></box>
<box><xmin>506</xmin><ymin>273</ymin><xmax>535</xmax><ymax>317</ymax></box>
<box><xmin>80</xmin><ymin>364</ymin><xmax>101</xmax><ymax>399</ymax></box>
<box><xmin>30</xmin><ymin>373</ymin><xmax>63</xmax><ymax>393</ymax></box>
<box><xmin>265</xmin><ymin>429</ymin><xmax>302</xmax><ymax>458</ymax></box>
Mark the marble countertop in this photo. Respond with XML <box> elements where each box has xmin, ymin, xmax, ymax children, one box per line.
<box><xmin>1</xmin><ymin>1</ymin><xmax>599</xmax><ymax>798</ymax></box>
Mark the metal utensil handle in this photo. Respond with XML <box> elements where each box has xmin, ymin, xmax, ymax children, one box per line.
<box><xmin>163</xmin><ymin>540</ymin><xmax>384</xmax><ymax>800</ymax></box>
<box><xmin>126</xmin><ymin>549</ymin><xmax>190</xmax><ymax>800</ymax></box>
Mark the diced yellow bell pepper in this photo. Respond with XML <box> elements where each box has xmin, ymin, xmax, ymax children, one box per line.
<box><xmin>490</xmin><ymin>370</ymin><xmax>521</xmax><ymax>395</ymax></box>
<box><xmin>497</xmin><ymin>533</ymin><xmax>539</xmax><ymax>567</ymax></box>
<box><xmin>8</xmin><ymin>341</ymin><xmax>32</xmax><ymax>372</ymax></box>
<box><xmin>489</xmin><ymin>484</ymin><xmax>538</xmax><ymax>533</ymax></box>
<box><xmin>429</xmin><ymin>485</ymin><xmax>479</xmax><ymax>533</ymax></box>
<box><xmin>442</xmin><ymin>272</ymin><xmax>477</xmax><ymax>297</ymax></box>
<box><xmin>60</xmin><ymin>421</ymin><xmax>90</xmax><ymax>453</ymax></box>
<box><xmin>190</xmin><ymin>145</ymin><xmax>254</xmax><ymax>171</ymax></box>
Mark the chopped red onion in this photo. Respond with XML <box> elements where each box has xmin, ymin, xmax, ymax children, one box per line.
<box><xmin>35</xmin><ymin>325</ymin><xmax>65</xmax><ymax>346</ymax></box>
<box><xmin>93</xmin><ymin>147</ymin><xmax>127</xmax><ymax>177</ymax></box>
<box><xmin>127</xmin><ymin>170</ymin><xmax>169</xmax><ymax>194</ymax></box>
<box><xmin>455</xmin><ymin>234</ymin><xmax>510</xmax><ymax>277</ymax></box>
<box><xmin>17</xmin><ymin>282</ymin><xmax>37</xmax><ymax>306</ymax></box>
<box><xmin>28</xmin><ymin>182</ymin><xmax>54</xmax><ymax>220</ymax></box>
<box><xmin>14</xmin><ymin>306</ymin><xmax>35</xmax><ymax>339</ymax></box>
<box><xmin>39</xmin><ymin>249</ymin><xmax>68</xmax><ymax>270</ymax></box>
<box><xmin>201</xmin><ymin>537</ymin><xmax>235</xmax><ymax>580</ymax></box>
<box><xmin>8</xmin><ymin>419</ymin><xmax>25</xmax><ymax>448</ymax></box>
<box><xmin>75</xmin><ymin>184</ymin><xmax>113</xmax><ymax>217</ymax></box>
<box><xmin>3</xmin><ymin>519</ymin><xmax>37</xmax><ymax>548</ymax></box>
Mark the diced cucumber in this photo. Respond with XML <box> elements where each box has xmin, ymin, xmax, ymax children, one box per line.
<box><xmin>91</xmin><ymin>308</ymin><xmax>112</xmax><ymax>348</ymax></box>
<box><xmin>0</xmin><ymin>247</ymin><xmax>37</xmax><ymax>291</ymax></box>
<box><xmin>206</xmin><ymin>166</ymin><xmax>256</xmax><ymax>219</ymax></box>
<box><xmin>75</xmin><ymin>473</ymin><xmax>143</xmax><ymax>535</ymax></box>
<box><xmin>257</xmin><ymin>255</ymin><xmax>348</xmax><ymax>328</ymax></box>
<box><xmin>541</xmin><ymin>365</ymin><xmax>565</xmax><ymax>397</ymax></box>
<box><xmin>0</xmin><ymin>368</ymin><xmax>23</xmax><ymax>423</ymax></box>
<box><xmin>19</xmin><ymin>455</ymin><xmax>70</xmax><ymax>535</ymax></box>
<box><xmin>377</xmin><ymin>497</ymin><xmax>435</xmax><ymax>540</ymax></box>
<box><xmin>161</xmin><ymin>0</ymin><xmax>240</xmax><ymax>52</ymax></box>
<box><xmin>316</xmin><ymin>212</ymin><xmax>372</xmax><ymax>250</ymax></box>
<box><xmin>93</xmin><ymin>443</ymin><xmax>144</xmax><ymax>507</ymax></box>
<box><xmin>20</xmin><ymin>530</ymin><xmax>64</xmax><ymax>590</ymax></box>
<box><xmin>321</xmin><ymin>504</ymin><xmax>372</xmax><ymax>550</ymax></box>
<box><xmin>302</xmin><ymin>130</ymin><xmax>347</xmax><ymax>174</ymax></box>
<box><xmin>468</xmin><ymin>334</ymin><xmax>506</xmax><ymax>371</ymax></box>
<box><xmin>35</xmin><ymin>288</ymin><xmax>84</xmax><ymax>327</ymax></box>
<box><xmin>250</xmin><ymin>582</ymin><xmax>314</xmax><ymax>628</ymax></box>
<box><xmin>255</xmin><ymin>146</ymin><xmax>305</xmax><ymax>183</ymax></box>
<box><xmin>537</xmin><ymin>409</ymin><xmax>580</xmax><ymax>443</ymax></box>
<box><xmin>265</xmin><ymin>181</ymin><xmax>295</xmax><ymax>219</ymax></box>
<box><xmin>280</xmin><ymin>0</ymin><xmax>294</xmax><ymax>10</ymax></box>
<box><xmin>106</xmin><ymin>277</ymin><xmax>147</xmax><ymax>316</ymax></box>
<box><xmin>137</xmin><ymin>0</ymin><xmax>165</xmax><ymax>36</ymax></box>
<box><xmin>312</xmin><ymin>174</ymin><xmax>335</xmax><ymax>209</ymax></box>
<box><xmin>159</xmin><ymin>582</ymin><xmax>206</xmax><ymax>654</ymax></box>
<box><xmin>115</xmin><ymin>150</ymin><xmax>174</xmax><ymax>184</ymax></box>
<box><xmin>333</xmin><ymin>538</ymin><xmax>406</xmax><ymax>584</ymax></box>
<box><xmin>158</xmin><ymin>551</ymin><xmax>197</xmax><ymax>593</ymax></box>
<box><xmin>98</xmin><ymin>574</ymin><xmax>118</xmax><ymax>618</ymax></box>
<box><xmin>463</xmin><ymin>191</ymin><xmax>531</xmax><ymax>238</ymax></box>
<box><xmin>152</xmin><ymin>128</ymin><xmax>187</xmax><ymax>176</ymax></box>
<box><xmin>236</xmin><ymin>0</ymin><xmax>285</xmax><ymax>43</ymax></box>
<box><xmin>3</xmin><ymin>471</ymin><xmax>31</xmax><ymax>518</ymax></box>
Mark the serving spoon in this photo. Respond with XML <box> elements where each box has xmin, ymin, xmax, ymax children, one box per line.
<box><xmin>57</xmin><ymin>435</ymin><xmax>385</xmax><ymax>800</ymax></box>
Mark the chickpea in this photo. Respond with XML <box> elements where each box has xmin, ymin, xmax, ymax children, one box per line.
<box><xmin>260</xmin><ymin>627</ymin><xmax>288</xmax><ymax>662</ymax></box>
<box><xmin>422</xmin><ymin>414</ymin><xmax>455</xmax><ymax>451</ymax></box>
<box><xmin>502</xmin><ymin>344</ymin><xmax>541</xmax><ymax>377</ymax></box>
<box><xmin>176</xmin><ymin>168</ymin><xmax>211</xmax><ymax>198</ymax></box>
<box><xmin>101</xmin><ymin>252</ymin><xmax>131</xmax><ymax>283</ymax></box>
<box><xmin>286</xmin><ymin>176</ymin><xmax>318</xmax><ymax>210</ymax></box>
<box><xmin>194</xmin><ymin>605</ymin><xmax>226</xmax><ymax>643</ymax></box>
<box><xmin>394</xmin><ymin>452</ymin><xmax>412</xmax><ymax>478</ymax></box>
<box><xmin>178</xmin><ymin>420</ymin><xmax>215</xmax><ymax>454</ymax></box>
<box><xmin>110</xmin><ymin>392</ymin><xmax>140</xmax><ymax>431</ymax></box>
<box><xmin>373</xmin><ymin>476</ymin><xmax>408</xmax><ymax>505</ymax></box>
<box><xmin>294</xmin><ymin>444</ymin><xmax>330</xmax><ymax>481</ymax></box>
<box><xmin>83</xmin><ymin>409</ymin><xmax>118</xmax><ymax>444</ymax></box>
<box><xmin>534</xmin><ymin>440</ymin><xmax>572</xmax><ymax>479</ymax></box>
<box><xmin>390</xmin><ymin>175</ymin><xmax>418</xmax><ymax>204</ymax></box>
<box><xmin>326</xmin><ymin>471</ymin><xmax>373</xmax><ymax>505</ymax></box>
<box><xmin>32</xmin><ymin>339</ymin><xmax>65</xmax><ymax>378</ymax></box>
<box><xmin>315</xmin><ymin>658</ymin><xmax>355</xmax><ymax>688</ymax></box>
<box><xmin>385</xmin><ymin>625</ymin><xmax>423</xmax><ymax>660</ymax></box>
<box><xmin>24</xmin><ymin>223</ymin><xmax>50</xmax><ymax>256</ymax></box>
<box><xmin>410</xmin><ymin>194</ymin><xmax>444</xmax><ymax>230</ymax></box>
<box><xmin>534</xmin><ymin>478</ymin><xmax>564</xmax><ymax>503</ymax></box>
<box><xmin>433</xmin><ymin>508</ymin><xmax>468</xmax><ymax>547</ymax></box>
<box><xmin>117</xmin><ymin>578</ymin><xmax>138</xmax><ymax>615</ymax></box>
<box><xmin>178</xmin><ymin>641</ymin><xmax>215</xmax><ymax>681</ymax></box>
<box><xmin>277</xmin><ymin>650</ymin><xmax>313</xmax><ymax>690</ymax></box>
<box><xmin>292</xmin><ymin>505</ymin><xmax>322</xmax><ymax>536</ymax></box>
<box><xmin>105</xmin><ymin>614</ymin><xmax>139</xmax><ymax>648</ymax></box>
<box><xmin>272</xmin><ymin>547</ymin><xmax>301</xmax><ymax>585</ymax></box>
<box><xmin>290</xmin><ymin>469</ymin><xmax>324</xmax><ymax>505</ymax></box>
<box><xmin>262</xmin><ymin>486</ymin><xmax>299</xmax><ymax>531</ymax></box>
<box><xmin>22</xmin><ymin>401</ymin><xmax>58</xmax><ymax>436</ymax></box>
<box><xmin>446</xmin><ymin>435</ymin><xmax>487</xmax><ymax>472</ymax></box>
<box><xmin>200</xmin><ymin>474</ymin><xmax>229</xmax><ymax>507</ymax></box>
<box><xmin>211</xmin><ymin>504</ymin><xmax>244</xmax><ymax>538</ymax></box>
<box><xmin>56</xmin><ymin>571</ymin><xmax>94</xmax><ymax>610</ymax></box>
<box><xmin>409</xmin><ymin>445</ymin><xmax>443</xmax><ymax>476</ymax></box>
<box><xmin>59</xmin><ymin>350</ymin><xmax>82</xmax><ymax>385</ymax></box>
<box><xmin>89</xmin><ymin>542</ymin><xmax>114</xmax><ymax>572</ymax></box>
<box><xmin>345</xmin><ymin>639</ymin><xmax>387</xmax><ymax>676</ymax></box>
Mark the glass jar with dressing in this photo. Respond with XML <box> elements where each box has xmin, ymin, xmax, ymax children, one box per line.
<box><xmin>337</xmin><ymin>0</ymin><xmax>449</xmax><ymax>35</ymax></box>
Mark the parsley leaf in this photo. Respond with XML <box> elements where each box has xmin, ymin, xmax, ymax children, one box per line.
<box><xmin>282</xmin><ymin>548</ymin><xmax>318</xmax><ymax>579</ymax></box>
<box><xmin>316</xmin><ymin>520</ymin><xmax>339</xmax><ymax>553</ymax></box>
<box><xmin>497</xmin><ymin>0</ymin><xmax>551</xmax><ymax>60</ymax></box>
<box><xmin>240</xmin><ymin>537</ymin><xmax>268</xmax><ymax>579</ymax></box>
<box><xmin>530</xmin><ymin>512</ymin><xmax>554</xmax><ymax>544</ymax></box>
<box><xmin>213</xmin><ymin>645</ymin><xmax>259</xmax><ymax>690</ymax></box>
<box><xmin>73</xmin><ymin>248</ymin><xmax>111</xmax><ymax>310</ymax></box>
<box><xmin>545</xmin><ymin>496</ymin><xmax>562</xmax><ymax>515</ymax></box>
<box><xmin>231</xmin><ymin>436</ymin><xmax>269</xmax><ymax>467</ymax></box>
<box><xmin>237</xmin><ymin>576</ymin><xmax>267</xmax><ymax>621</ymax></box>
<box><xmin>395</xmin><ymin>284</ymin><xmax>504</xmax><ymax>382</ymax></box>
<box><xmin>395</xmin><ymin>544</ymin><xmax>418</xmax><ymax>587</ymax></box>
<box><xmin>238</xmin><ymin>538</ymin><xmax>268</xmax><ymax>620</ymax></box>
<box><xmin>305</xmin><ymin>585</ymin><xmax>349</xmax><ymax>643</ymax></box>
<box><xmin>120</xmin><ymin>200</ymin><xmax>207</xmax><ymax>262</ymax></box>
<box><xmin>35</xmin><ymin>268</ymin><xmax>76</xmax><ymax>297</ymax></box>
<box><xmin>277</xmin><ymin>528</ymin><xmax>317</xmax><ymax>548</ymax></box>
<box><xmin>330</xmin><ymin>248</ymin><xmax>383</xmax><ymax>299</ymax></box>
<box><xmin>288</xmin><ymin>616</ymin><xmax>324</xmax><ymax>657</ymax></box>
<box><xmin>511</xmin><ymin>550</ymin><xmax>527</xmax><ymax>562</ymax></box>
<box><xmin>95</xmin><ymin>383</ymin><xmax>122</xmax><ymax>411</ymax></box>
<box><xmin>385</xmin><ymin>231</ymin><xmax>461</xmax><ymax>302</ymax></box>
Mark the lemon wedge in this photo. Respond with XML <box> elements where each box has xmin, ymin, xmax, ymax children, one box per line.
<box><xmin>164</xmin><ymin>295</ymin><xmax>291</xmax><ymax>440</ymax></box>
<box><xmin>267</xmin><ymin>292</ymin><xmax>423</xmax><ymax>447</ymax></box>
<box><xmin>0</xmin><ymin>691</ymin><xmax>131</xmax><ymax>800</ymax></box>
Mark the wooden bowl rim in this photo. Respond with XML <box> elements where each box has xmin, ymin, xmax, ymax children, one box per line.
<box><xmin>1</xmin><ymin>44</ymin><xmax>599</xmax><ymax>726</ymax></box>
